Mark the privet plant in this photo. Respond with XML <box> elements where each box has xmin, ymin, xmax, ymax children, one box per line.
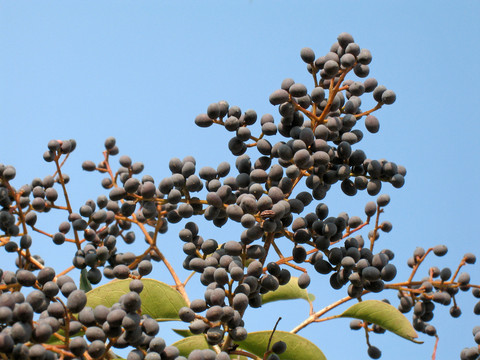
<box><xmin>0</xmin><ymin>33</ymin><xmax>479</xmax><ymax>360</ymax></box>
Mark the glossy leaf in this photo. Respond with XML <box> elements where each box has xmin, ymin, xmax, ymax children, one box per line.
<box><xmin>172</xmin><ymin>328</ymin><xmax>194</xmax><ymax>338</ymax></box>
<box><xmin>340</xmin><ymin>300</ymin><xmax>421</xmax><ymax>342</ymax></box>
<box><xmin>261</xmin><ymin>277</ymin><xmax>315</xmax><ymax>305</ymax></box>
<box><xmin>80</xmin><ymin>268</ymin><xmax>92</xmax><ymax>292</ymax></box>
<box><xmin>85</xmin><ymin>278</ymin><xmax>187</xmax><ymax>321</ymax></box>
<box><xmin>172</xmin><ymin>335</ymin><xmax>209</xmax><ymax>356</ymax></box>
<box><xmin>238</xmin><ymin>330</ymin><xmax>326</xmax><ymax>360</ymax></box>
<box><xmin>171</xmin><ymin>334</ymin><xmax>248</xmax><ymax>359</ymax></box>
<box><xmin>108</xmin><ymin>350</ymin><xmax>125</xmax><ymax>360</ymax></box>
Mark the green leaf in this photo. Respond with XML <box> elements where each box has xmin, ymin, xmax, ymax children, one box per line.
<box><xmin>46</xmin><ymin>334</ymin><xmax>64</xmax><ymax>345</ymax></box>
<box><xmin>86</xmin><ymin>278</ymin><xmax>187</xmax><ymax>321</ymax></box>
<box><xmin>108</xmin><ymin>350</ymin><xmax>125</xmax><ymax>360</ymax></box>
<box><xmin>170</xmin><ymin>333</ymin><xmax>248</xmax><ymax>359</ymax></box>
<box><xmin>172</xmin><ymin>328</ymin><xmax>194</xmax><ymax>338</ymax></box>
<box><xmin>238</xmin><ymin>330</ymin><xmax>326</xmax><ymax>360</ymax></box>
<box><xmin>80</xmin><ymin>268</ymin><xmax>92</xmax><ymax>292</ymax></box>
<box><xmin>171</xmin><ymin>335</ymin><xmax>209</xmax><ymax>356</ymax></box>
<box><xmin>171</xmin><ymin>335</ymin><xmax>248</xmax><ymax>359</ymax></box>
<box><xmin>340</xmin><ymin>300</ymin><xmax>422</xmax><ymax>343</ymax></box>
<box><xmin>261</xmin><ymin>277</ymin><xmax>315</xmax><ymax>305</ymax></box>
<box><xmin>47</xmin><ymin>333</ymin><xmax>64</xmax><ymax>345</ymax></box>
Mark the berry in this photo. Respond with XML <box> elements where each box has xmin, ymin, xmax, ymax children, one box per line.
<box><xmin>67</xmin><ymin>290</ymin><xmax>87</xmax><ymax>313</ymax></box>
<box><xmin>269</xmin><ymin>90</ymin><xmax>289</xmax><ymax>105</ymax></box>
<box><xmin>143</xmin><ymin>318</ymin><xmax>160</xmax><ymax>336</ymax></box>
<box><xmin>88</xmin><ymin>340</ymin><xmax>106</xmax><ymax>359</ymax></box>
<box><xmin>300</xmin><ymin>48</ymin><xmax>315</xmax><ymax>63</ymax></box>
<box><xmin>364</xmin><ymin>202</ymin><xmax>376</xmax><ymax>217</ymax></box>
<box><xmin>29</xmin><ymin>344</ymin><xmax>46</xmax><ymax>360</ymax></box>
<box><xmin>230</xmin><ymin>326</ymin><xmax>248</xmax><ymax>341</ymax></box>
<box><xmin>149</xmin><ymin>337</ymin><xmax>166</xmax><ymax>353</ymax></box>
<box><xmin>107</xmin><ymin>309</ymin><xmax>127</xmax><ymax>327</ymax></box>
<box><xmin>350</xmin><ymin>319</ymin><xmax>363</xmax><ymax>330</ymax></box>
<box><xmin>272</xmin><ymin>341</ymin><xmax>287</xmax><ymax>354</ymax></box>
<box><xmin>206</xmin><ymin>306</ymin><xmax>223</xmax><ymax>322</ymax></box>
<box><xmin>367</xmin><ymin>345</ymin><xmax>381</xmax><ymax>359</ymax></box>
<box><xmin>433</xmin><ymin>245</ymin><xmax>448</xmax><ymax>256</ymax></box>
<box><xmin>464</xmin><ymin>253</ymin><xmax>476</xmax><ymax>264</ymax></box>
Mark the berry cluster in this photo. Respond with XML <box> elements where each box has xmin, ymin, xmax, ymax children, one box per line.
<box><xmin>0</xmin><ymin>33</ymin><xmax>478</xmax><ymax>360</ymax></box>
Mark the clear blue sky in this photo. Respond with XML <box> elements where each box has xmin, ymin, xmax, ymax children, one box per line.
<box><xmin>1</xmin><ymin>1</ymin><xmax>479</xmax><ymax>359</ymax></box>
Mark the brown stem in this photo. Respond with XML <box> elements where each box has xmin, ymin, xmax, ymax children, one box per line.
<box><xmin>128</xmin><ymin>247</ymin><xmax>153</xmax><ymax>270</ymax></box>
<box><xmin>291</xmin><ymin>295</ymin><xmax>356</xmax><ymax>333</ymax></box>
<box><xmin>285</xmin><ymin>170</ymin><xmax>307</xmax><ymax>198</ymax></box>
<box><xmin>364</xmin><ymin>319</ymin><xmax>372</xmax><ymax>347</ymax></box>
<box><xmin>46</xmin><ymin>204</ymin><xmax>69</xmax><ymax>210</ymax></box>
<box><xmin>135</xmin><ymin>219</ymin><xmax>190</xmax><ymax>304</ymax></box>
<box><xmin>32</xmin><ymin>226</ymin><xmax>53</xmax><ymax>238</ymax></box>
<box><xmin>369</xmin><ymin>207</ymin><xmax>383</xmax><ymax>252</ymax></box>
<box><xmin>9</xmin><ymin>183</ymin><xmax>28</xmax><ymax>235</ymax></box>
<box><xmin>229</xmin><ymin>350</ymin><xmax>262</xmax><ymax>360</ymax></box>
<box><xmin>260</xmin><ymin>232</ymin><xmax>276</xmax><ymax>265</ymax></box>
<box><xmin>313</xmin><ymin>314</ymin><xmax>342</xmax><ymax>323</ymax></box>
<box><xmin>291</xmin><ymin>99</ymin><xmax>318</xmax><ymax>123</ymax></box>
<box><xmin>43</xmin><ymin>344</ymin><xmax>75</xmax><ymax>358</ymax></box>
<box><xmin>266</xmin><ymin>317</ymin><xmax>282</xmax><ymax>352</ymax></box>
<box><xmin>18</xmin><ymin>248</ymin><xmax>45</xmax><ymax>270</ymax></box>
<box><xmin>432</xmin><ymin>335</ymin><xmax>439</xmax><ymax>360</ymax></box>
<box><xmin>56</xmin><ymin>265</ymin><xmax>75</xmax><ymax>278</ymax></box>
<box><xmin>341</xmin><ymin>220</ymin><xmax>370</xmax><ymax>239</ymax></box>
<box><xmin>311</xmin><ymin>69</ymin><xmax>319</xmax><ymax>88</ymax></box>
<box><xmin>314</xmin><ymin>69</ymin><xmax>350</xmax><ymax>128</ymax></box>
<box><xmin>183</xmin><ymin>271</ymin><xmax>196</xmax><ymax>286</ymax></box>
<box><xmin>54</xmin><ymin>154</ymin><xmax>81</xmax><ymax>250</ymax></box>
<box><xmin>449</xmin><ymin>259</ymin><xmax>466</xmax><ymax>283</ymax></box>
<box><xmin>407</xmin><ymin>248</ymin><xmax>433</xmax><ymax>283</ymax></box>
<box><xmin>354</xmin><ymin>103</ymin><xmax>382</xmax><ymax>118</ymax></box>
<box><xmin>52</xmin><ymin>152</ymin><xmax>71</xmax><ymax>178</ymax></box>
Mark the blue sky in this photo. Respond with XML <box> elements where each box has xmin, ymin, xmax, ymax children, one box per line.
<box><xmin>1</xmin><ymin>1</ymin><xmax>479</xmax><ymax>359</ymax></box>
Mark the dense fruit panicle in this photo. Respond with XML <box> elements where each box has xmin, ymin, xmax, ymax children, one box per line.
<box><xmin>0</xmin><ymin>32</ymin><xmax>477</xmax><ymax>360</ymax></box>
